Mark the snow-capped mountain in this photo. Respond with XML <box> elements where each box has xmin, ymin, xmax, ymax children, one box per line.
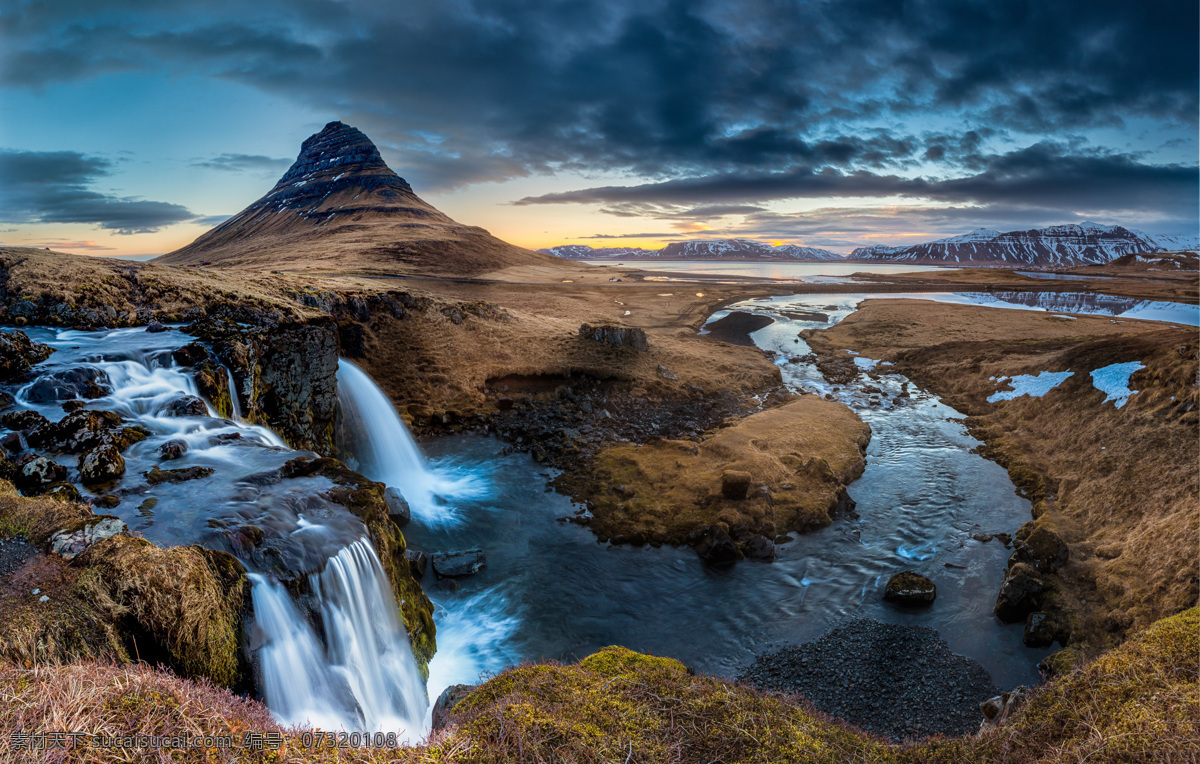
<box><xmin>1127</xmin><ymin>230</ymin><xmax>1200</xmax><ymax>252</ymax></box>
<box><xmin>849</xmin><ymin>223</ymin><xmax>1197</xmax><ymax>266</ymax></box>
<box><xmin>540</xmin><ymin>245</ymin><xmax>656</xmax><ymax>259</ymax></box>
<box><xmin>541</xmin><ymin>238</ymin><xmax>844</xmax><ymax>261</ymax></box>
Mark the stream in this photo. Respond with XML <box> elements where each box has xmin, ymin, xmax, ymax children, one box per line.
<box><xmin>8</xmin><ymin>287</ymin><xmax>1180</xmax><ymax>737</ymax></box>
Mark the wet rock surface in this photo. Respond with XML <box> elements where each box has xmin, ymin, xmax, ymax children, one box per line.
<box><xmin>883</xmin><ymin>571</ymin><xmax>937</xmax><ymax>606</ymax></box>
<box><xmin>0</xmin><ymin>329</ymin><xmax>53</xmax><ymax>382</ymax></box>
<box><xmin>740</xmin><ymin>619</ymin><xmax>1000</xmax><ymax>741</ymax></box>
<box><xmin>23</xmin><ymin>366</ymin><xmax>110</xmax><ymax>402</ymax></box>
<box><xmin>431</xmin><ymin>549</ymin><xmax>486</xmax><ymax>578</ymax></box>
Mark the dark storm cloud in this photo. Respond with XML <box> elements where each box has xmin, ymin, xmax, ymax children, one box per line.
<box><xmin>2</xmin><ymin>0</ymin><xmax>1195</xmax><ymax>191</ymax></box>
<box><xmin>515</xmin><ymin>143</ymin><xmax>1198</xmax><ymax>223</ymax></box>
<box><xmin>190</xmin><ymin>153</ymin><xmax>292</xmax><ymax>173</ymax></box>
<box><xmin>0</xmin><ymin>149</ymin><xmax>195</xmax><ymax>233</ymax></box>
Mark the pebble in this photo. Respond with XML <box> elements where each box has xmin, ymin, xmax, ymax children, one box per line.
<box><xmin>38</xmin><ymin>595</ymin><xmax>49</xmax><ymax>603</ymax></box>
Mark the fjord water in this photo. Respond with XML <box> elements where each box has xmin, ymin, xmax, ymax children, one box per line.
<box><xmin>10</xmin><ymin>327</ymin><xmax>428</xmax><ymax>735</ymax></box>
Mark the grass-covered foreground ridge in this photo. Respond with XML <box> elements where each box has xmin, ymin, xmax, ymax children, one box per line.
<box><xmin>1</xmin><ymin>608</ymin><xmax>1195</xmax><ymax>762</ymax></box>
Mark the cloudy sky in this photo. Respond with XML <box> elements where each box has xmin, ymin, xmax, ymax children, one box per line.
<box><xmin>0</xmin><ymin>0</ymin><xmax>1196</xmax><ymax>256</ymax></box>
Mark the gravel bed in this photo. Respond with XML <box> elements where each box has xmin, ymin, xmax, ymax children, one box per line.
<box><xmin>740</xmin><ymin>618</ymin><xmax>999</xmax><ymax>741</ymax></box>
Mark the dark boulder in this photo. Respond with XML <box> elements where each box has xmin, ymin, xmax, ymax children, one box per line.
<box><xmin>406</xmin><ymin>549</ymin><xmax>428</xmax><ymax>579</ymax></box>
<box><xmin>33</xmin><ymin>409</ymin><xmax>124</xmax><ymax>453</ymax></box>
<box><xmin>431</xmin><ymin>549</ymin><xmax>486</xmax><ymax>578</ymax></box>
<box><xmin>159</xmin><ymin>439</ymin><xmax>189</xmax><ymax>460</ymax></box>
<box><xmin>0</xmin><ymin>391</ymin><xmax>14</xmax><ymax>412</ymax></box>
<box><xmin>163</xmin><ymin>395</ymin><xmax>209</xmax><ymax>417</ymax></box>
<box><xmin>15</xmin><ymin>456</ymin><xmax>68</xmax><ymax>494</ymax></box>
<box><xmin>0</xmin><ymin>330</ymin><xmax>53</xmax><ymax>382</ymax></box>
<box><xmin>695</xmin><ymin>525</ymin><xmax>742</xmax><ymax>565</ymax></box>
<box><xmin>145</xmin><ymin>321</ymin><xmax>168</xmax><ymax>333</ymax></box>
<box><xmin>1009</xmin><ymin>524</ymin><xmax>1070</xmax><ymax>574</ymax></box>
<box><xmin>46</xmin><ymin>482</ymin><xmax>81</xmax><ymax>502</ymax></box>
<box><xmin>883</xmin><ymin>571</ymin><xmax>937</xmax><ymax>606</ymax></box>
<box><xmin>384</xmin><ymin>486</ymin><xmax>411</xmax><ymax>526</ymax></box>
<box><xmin>1023</xmin><ymin>613</ymin><xmax>1055</xmax><ymax>647</ymax></box>
<box><xmin>431</xmin><ymin>683</ymin><xmax>477</xmax><ymax>731</ymax></box>
<box><xmin>78</xmin><ymin>444</ymin><xmax>126</xmax><ymax>485</ymax></box>
<box><xmin>23</xmin><ymin>366</ymin><xmax>110</xmax><ymax>402</ymax></box>
<box><xmin>994</xmin><ymin>562</ymin><xmax>1044</xmax><ymax>622</ymax></box>
<box><xmin>743</xmin><ymin>534</ymin><xmax>776</xmax><ymax>561</ymax></box>
<box><xmin>94</xmin><ymin>494</ymin><xmax>121</xmax><ymax>509</ymax></box>
<box><xmin>1</xmin><ymin>409</ymin><xmax>50</xmax><ymax>435</ymax></box>
<box><xmin>145</xmin><ymin>465</ymin><xmax>215</xmax><ymax>484</ymax></box>
<box><xmin>720</xmin><ymin>470</ymin><xmax>752</xmax><ymax>500</ymax></box>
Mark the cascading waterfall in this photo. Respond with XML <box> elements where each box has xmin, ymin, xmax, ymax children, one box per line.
<box><xmin>335</xmin><ymin>359</ymin><xmax>485</xmax><ymax>525</ymax></box>
<box><xmin>251</xmin><ymin>538</ymin><xmax>428</xmax><ymax>733</ymax></box>
<box><xmin>6</xmin><ymin>327</ymin><xmax>432</xmax><ymax>735</ymax></box>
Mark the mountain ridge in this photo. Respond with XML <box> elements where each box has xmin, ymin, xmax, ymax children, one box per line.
<box><xmin>849</xmin><ymin>223</ymin><xmax>1198</xmax><ymax>266</ymax></box>
<box><xmin>541</xmin><ymin>238</ymin><xmax>844</xmax><ymax>261</ymax></box>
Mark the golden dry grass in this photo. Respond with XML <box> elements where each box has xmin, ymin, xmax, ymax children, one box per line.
<box><xmin>4</xmin><ymin>608</ymin><xmax>1193</xmax><ymax>763</ymax></box>
<box><xmin>577</xmin><ymin>395</ymin><xmax>871</xmax><ymax>543</ymax></box>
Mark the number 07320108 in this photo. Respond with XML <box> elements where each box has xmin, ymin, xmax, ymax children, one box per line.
<box><xmin>299</xmin><ymin>731</ymin><xmax>402</xmax><ymax>749</ymax></box>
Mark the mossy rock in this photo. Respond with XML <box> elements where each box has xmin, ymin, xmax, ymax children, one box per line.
<box><xmin>73</xmin><ymin>536</ymin><xmax>249</xmax><ymax>689</ymax></box>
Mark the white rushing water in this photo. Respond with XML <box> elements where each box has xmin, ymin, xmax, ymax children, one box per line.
<box><xmin>9</xmin><ymin>327</ymin><xmax>430</xmax><ymax>735</ymax></box>
<box><xmin>336</xmin><ymin>359</ymin><xmax>485</xmax><ymax>525</ymax></box>
<box><xmin>250</xmin><ymin>539</ymin><xmax>428</xmax><ymax>733</ymax></box>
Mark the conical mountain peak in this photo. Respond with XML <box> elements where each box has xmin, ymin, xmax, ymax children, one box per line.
<box><xmin>159</xmin><ymin>122</ymin><xmax>556</xmax><ymax>275</ymax></box>
<box><xmin>273</xmin><ymin>121</ymin><xmax>410</xmax><ymax>192</ymax></box>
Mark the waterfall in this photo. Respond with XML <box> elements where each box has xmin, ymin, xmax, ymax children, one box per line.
<box><xmin>224</xmin><ymin>366</ymin><xmax>243</xmax><ymax>420</ymax></box>
<box><xmin>250</xmin><ymin>538</ymin><xmax>428</xmax><ymax>734</ymax></box>
<box><xmin>336</xmin><ymin>359</ymin><xmax>484</xmax><ymax>525</ymax></box>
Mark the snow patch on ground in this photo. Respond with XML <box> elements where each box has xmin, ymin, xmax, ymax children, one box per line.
<box><xmin>987</xmin><ymin>371</ymin><xmax>1074</xmax><ymax>402</ymax></box>
<box><xmin>853</xmin><ymin>357</ymin><xmax>880</xmax><ymax>370</ymax></box>
<box><xmin>1090</xmin><ymin>362</ymin><xmax>1145</xmax><ymax>408</ymax></box>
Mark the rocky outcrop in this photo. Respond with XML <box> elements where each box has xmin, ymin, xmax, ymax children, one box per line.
<box><xmin>15</xmin><ymin>456</ymin><xmax>67</xmax><ymax>494</ymax></box>
<box><xmin>432</xmin><ymin>683</ymin><xmax>477</xmax><ymax>731</ymax></box>
<box><xmin>49</xmin><ymin>516</ymin><xmax>127</xmax><ymax>559</ymax></box>
<box><xmin>578</xmin><ymin>323</ymin><xmax>648</xmax><ymax>351</ymax></box>
<box><xmin>1009</xmin><ymin>523</ymin><xmax>1070</xmax><ymax>574</ymax></box>
<box><xmin>24</xmin><ymin>367</ymin><xmax>110</xmax><ymax>402</ymax></box>
<box><xmin>884</xmin><ymin>571</ymin><xmax>937</xmax><ymax>606</ymax></box>
<box><xmin>994</xmin><ymin>562</ymin><xmax>1045</xmax><ymax>622</ymax></box>
<box><xmin>277</xmin><ymin>456</ymin><xmax>436</xmax><ymax>670</ymax></box>
<box><xmin>0</xmin><ymin>329</ymin><xmax>52</xmax><ymax>382</ymax></box>
<box><xmin>186</xmin><ymin>318</ymin><xmax>340</xmax><ymax>453</ymax></box>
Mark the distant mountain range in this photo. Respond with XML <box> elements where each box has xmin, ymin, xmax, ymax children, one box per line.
<box><xmin>540</xmin><ymin>238</ymin><xmax>843</xmax><ymax>261</ymax></box>
<box><xmin>848</xmin><ymin>224</ymin><xmax>1199</xmax><ymax>267</ymax></box>
<box><xmin>542</xmin><ymin>225</ymin><xmax>1197</xmax><ymax>267</ymax></box>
